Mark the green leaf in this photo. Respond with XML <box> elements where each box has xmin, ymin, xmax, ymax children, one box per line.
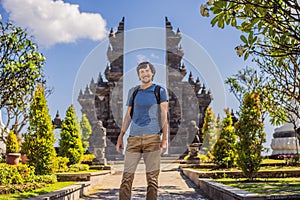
<box><xmin>249</xmin><ymin>32</ymin><xmax>254</xmax><ymax>44</ymax></box>
<box><xmin>244</xmin><ymin>51</ymin><xmax>249</xmax><ymax>60</ymax></box>
<box><xmin>217</xmin><ymin>14</ymin><xmax>225</xmax><ymax>28</ymax></box>
<box><xmin>211</xmin><ymin>6</ymin><xmax>223</xmax><ymax>14</ymax></box>
<box><xmin>225</xmin><ymin>14</ymin><xmax>231</xmax><ymax>25</ymax></box>
<box><xmin>240</xmin><ymin>35</ymin><xmax>248</xmax><ymax>44</ymax></box>
<box><xmin>211</xmin><ymin>15</ymin><xmax>220</xmax><ymax>27</ymax></box>
<box><xmin>231</xmin><ymin>17</ymin><xmax>237</xmax><ymax>26</ymax></box>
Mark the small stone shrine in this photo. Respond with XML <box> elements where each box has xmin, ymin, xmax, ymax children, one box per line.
<box><xmin>78</xmin><ymin>17</ymin><xmax>212</xmax><ymax>161</ymax></box>
<box><xmin>271</xmin><ymin>123</ymin><xmax>300</xmax><ymax>157</ymax></box>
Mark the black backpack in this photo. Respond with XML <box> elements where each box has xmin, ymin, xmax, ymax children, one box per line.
<box><xmin>129</xmin><ymin>85</ymin><xmax>162</xmax><ymax>119</ymax></box>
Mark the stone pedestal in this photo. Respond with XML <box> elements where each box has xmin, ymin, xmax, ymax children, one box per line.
<box><xmin>186</xmin><ymin>143</ymin><xmax>201</xmax><ymax>164</ymax></box>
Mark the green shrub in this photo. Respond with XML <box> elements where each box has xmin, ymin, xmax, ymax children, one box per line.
<box><xmin>201</xmin><ymin>107</ymin><xmax>218</xmax><ymax>154</ymax></box>
<box><xmin>68</xmin><ymin>163</ymin><xmax>89</xmax><ymax>172</ymax></box>
<box><xmin>0</xmin><ymin>164</ymin><xmax>36</xmax><ymax>185</ymax></box>
<box><xmin>6</xmin><ymin>130</ymin><xmax>19</xmax><ymax>153</ymax></box>
<box><xmin>35</xmin><ymin>174</ymin><xmax>57</xmax><ymax>184</ymax></box>
<box><xmin>22</xmin><ymin>85</ymin><xmax>57</xmax><ymax>175</ymax></box>
<box><xmin>0</xmin><ymin>164</ymin><xmax>57</xmax><ymax>194</ymax></box>
<box><xmin>59</xmin><ymin>105</ymin><xmax>84</xmax><ymax>165</ymax></box>
<box><xmin>80</xmin><ymin>114</ymin><xmax>92</xmax><ymax>152</ymax></box>
<box><xmin>16</xmin><ymin>164</ymin><xmax>36</xmax><ymax>183</ymax></box>
<box><xmin>0</xmin><ymin>164</ymin><xmax>22</xmax><ymax>185</ymax></box>
<box><xmin>54</xmin><ymin>156</ymin><xmax>69</xmax><ymax>173</ymax></box>
<box><xmin>1</xmin><ymin>182</ymin><xmax>47</xmax><ymax>194</ymax></box>
<box><xmin>212</xmin><ymin>109</ymin><xmax>237</xmax><ymax>168</ymax></box>
<box><xmin>235</xmin><ymin>93</ymin><xmax>265</xmax><ymax>181</ymax></box>
<box><xmin>183</xmin><ymin>153</ymin><xmax>203</xmax><ymax>161</ymax></box>
<box><xmin>80</xmin><ymin>154</ymin><xmax>96</xmax><ymax>164</ymax></box>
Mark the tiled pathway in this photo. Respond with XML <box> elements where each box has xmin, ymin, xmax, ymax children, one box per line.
<box><xmin>80</xmin><ymin>162</ymin><xmax>209</xmax><ymax>200</ymax></box>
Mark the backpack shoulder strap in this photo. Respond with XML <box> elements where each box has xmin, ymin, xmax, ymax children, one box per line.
<box><xmin>132</xmin><ymin>86</ymin><xmax>140</xmax><ymax>101</ymax></box>
<box><xmin>130</xmin><ymin>86</ymin><xmax>140</xmax><ymax>118</ymax></box>
<box><xmin>154</xmin><ymin>85</ymin><xmax>161</xmax><ymax>104</ymax></box>
<box><xmin>154</xmin><ymin>85</ymin><xmax>166</xmax><ymax>133</ymax></box>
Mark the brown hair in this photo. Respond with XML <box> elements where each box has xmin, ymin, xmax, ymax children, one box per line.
<box><xmin>136</xmin><ymin>61</ymin><xmax>156</xmax><ymax>80</ymax></box>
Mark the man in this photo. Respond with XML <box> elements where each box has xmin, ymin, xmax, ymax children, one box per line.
<box><xmin>116</xmin><ymin>61</ymin><xmax>168</xmax><ymax>200</ymax></box>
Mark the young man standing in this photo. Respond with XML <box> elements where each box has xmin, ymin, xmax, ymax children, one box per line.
<box><xmin>116</xmin><ymin>61</ymin><xmax>169</xmax><ymax>200</ymax></box>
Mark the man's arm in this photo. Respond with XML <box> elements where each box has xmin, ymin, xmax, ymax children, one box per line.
<box><xmin>160</xmin><ymin>101</ymin><xmax>168</xmax><ymax>155</ymax></box>
<box><xmin>116</xmin><ymin>106</ymin><xmax>132</xmax><ymax>153</ymax></box>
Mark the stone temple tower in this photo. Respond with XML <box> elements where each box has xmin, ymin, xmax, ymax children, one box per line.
<box><xmin>78</xmin><ymin>17</ymin><xmax>125</xmax><ymax>161</ymax></box>
<box><xmin>165</xmin><ymin>17</ymin><xmax>212</xmax><ymax>155</ymax></box>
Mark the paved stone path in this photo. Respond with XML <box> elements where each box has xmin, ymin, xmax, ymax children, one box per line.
<box><xmin>80</xmin><ymin>162</ymin><xmax>209</xmax><ymax>200</ymax></box>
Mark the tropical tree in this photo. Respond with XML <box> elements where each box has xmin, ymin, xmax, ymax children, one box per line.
<box><xmin>80</xmin><ymin>113</ymin><xmax>92</xmax><ymax>153</ymax></box>
<box><xmin>22</xmin><ymin>85</ymin><xmax>57</xmax><ymax>175</ymax></box>
<box><xmin>235</xmin><ymin>93</ymin><xmax>265</xmax><ymax>180</ymax></box>
<box><xmin>59</xmin><ymin>105</ymin><xmax>84</xmax><ymax>165</ymax></box>
<box><xmin>201</xmin><ymin>107</ymin><xmax>218</xmax><ymax>155</ymax></box>
<box><xmin>200</xmin><ymin>0</ymin><xmax>300</xmax><ymax>136</ymax></box>
<box><xmin>255</xmin><ymin>56</ymin><xmax>300</xmax><ymax>128</ymax></box>
<box><xmin>212</xmin><ymin>108</ymin><xmax>237</xmax><ymax>168</ymax></box>
<box><xmin>225</xmin><ymin>65</ymin><xmax>299</xmax><ymax>127</ymax></box>
<box><xmin>225</xmin><ymin>67</ymin><xmax>271</xmax><ymax>122</ymax></box>
<box><xmin>0</xmin><ymin>19</ymin><xmax>46</xmax><ymax>143</ymax></box>
<box><xmin>200</xmin><ymin>0</ymin><xmax>299</xmax><ymax>59</ymax></box>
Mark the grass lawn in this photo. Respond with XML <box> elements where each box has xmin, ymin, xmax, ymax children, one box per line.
<box><xmin>217</xmin><ymin>177</ymin><xmax>300</xmax><ymax>195</ymax></box>
<box><xmin>0</xmin><ymin>182</ymin><xmax>75</xmax><ymax>200</ymax></box>
<box><xmin>195</xmin><ymin>166</ymin><xmax>300</xmax><ymax>173</ymax></box>
<box><xmin>188</xmin><ymin>159</ymin><xmax>300</xmax><ymax>195</ymax></box>
<box><xmin>261</xmin><ymin>159</ymin><xmax>285</xmax><ymax>164</ymax></box>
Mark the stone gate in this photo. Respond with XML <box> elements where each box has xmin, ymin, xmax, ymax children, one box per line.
<box><xmin>78</xmin><ymin>17</ymin><xmax>212</xmax><ymax>161</ymax></box>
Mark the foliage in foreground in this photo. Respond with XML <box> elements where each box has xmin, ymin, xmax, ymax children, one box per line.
<box><xmin>80</xmin><ymin>114</ymin><xmax>92</xmax><ymax>152</ymax></box>
<box><xmin>80</xmin><ymin>154</ymin><xmax>96</xmax><ymax>165</ymax></box>
<box><xmin>235</xmin><ymin>93</ymin><xmax>266</xmax><ymax>180</ymax></box>
<box><xmin>6</xmin><ymin>130</ymin><xmax>19</xmax><ymax>153</ymax></box>
<box><xmin>201</xmin><ymin>0</ymin><xmax>300</xmax><ymax>135</ymax></box>
<box><xmin>201</xmin><ymin>107</ymin><xmax>218</xmax><ymax>154</ymax></box>
<box><xmin>22</xmin><ymin>85</ymin><xmax>57</xmax><ymax>175</ymax></box>
<box><xmin>0</xmin><ymin>20</ymin><xmax>46</xmax><ymax>140</ymax></box>
<box><xmin>0</xmin><ymin>163</ymin><xmax>56</xmax><ymax>194</ymax></box>
<box><xmin>212</xmin><ymin>108</ymin><xmax>237</xmax><ymax>168</ymax></box>
<box><xmin>0</xmin><ymin>181</ymin><xmax>74</xmax><ymax>200</ymax></box>
<box><xmin>59</xmin><ymin>105</ymin><xmax>84</xmax><ymax>165</ymax></box>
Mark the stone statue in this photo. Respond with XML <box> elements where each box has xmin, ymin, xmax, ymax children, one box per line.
<box><xmin>185</xmin><ymin>120</ymin><xmax>201</xmax><ymax>164</ymax></box>
<box><xmin>187</xmin><ymin>120</ymin><xmax>201</xmax><ymax>145</ymax></box>
<box><xmin>88</xmin><ymin>120</ymin><xmax>107</xmax><ymax>165</ymax></box>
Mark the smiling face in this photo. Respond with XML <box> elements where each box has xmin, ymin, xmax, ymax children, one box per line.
<box><xmin>138</xmin><ymin>65</ymin><xmax>154</xmax><ymax>84</ymax></box>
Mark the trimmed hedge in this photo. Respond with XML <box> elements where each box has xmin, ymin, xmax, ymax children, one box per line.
<box><xmin>0</xmin><ymin>163</ymin><xmax>57</xmax><ymax>194</ymax></box>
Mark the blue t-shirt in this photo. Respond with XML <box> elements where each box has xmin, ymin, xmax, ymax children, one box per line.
<box><xmin>126</xmin><ymin>84</ymin><xmax>168</xmax><ymax>136</ymax></box>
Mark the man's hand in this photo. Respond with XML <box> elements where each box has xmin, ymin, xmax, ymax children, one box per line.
<box><xmin>116</xmin><ymin>135</ymin><xmax>124</xmax><ymax>154</ymax></box>
<box><xmin>160</xmin><ymin>139</ymin><xmax>167</xmax><ymax>155</ymax></box>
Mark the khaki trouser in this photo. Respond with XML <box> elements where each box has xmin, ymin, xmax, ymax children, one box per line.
<box><xmin>119</xmin><ymin>134</ymin><xmax>161</xmax><ymax>200</ymax></box>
